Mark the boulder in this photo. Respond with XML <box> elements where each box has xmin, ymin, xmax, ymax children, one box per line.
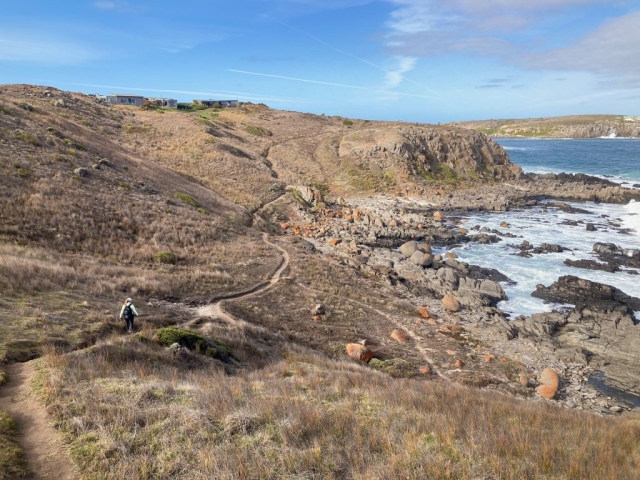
<box><xmin>454</xmin><ymin>359</ymin><xmax>465</xmax><ymax>368</ymax></box>
<box><xmin>399</xmin><ymin>241</ymin><xmax>419</xmax><ymax>258</ymax></box>
<box><xmin>416</xmin><ymin>243</ymin><xmax>432</xmax><ymax>254</ymax></box>
<box><xmin>327</xmin><ymin>238</ymin><xmax>341</xmax><ymax>246</ymax></box>
<box><xmin>433</xmin><ymin>211</ymin><xmax>445</xmax><ymax>221</ymax></box>
<box><xmin>346</xmin><ymin>344</ymin><xmax>374</xmax><ymax>363</ymax></box>
<box><xmin>417</xmin><ymin>306</ymin><xmax>429</xmax><ymax>319</ymax></box>
<box><xmin>390</xmin><ymin>329</ymin><xmax>409</xmax><ymax>343</ymax></box>
<box><xmin>536</xmin><ymin>384</ymin><xmax>558</xmax><ymax>400</ymax></box>
<box><xmin>442</xmin><ymin>294</ymin><xmax>461</xmax><ymax>312</ymax></box>
<box><xmin>419</xmin><ymin>366</ymin><xmax>431</xmax><ymax>375</ymax></box>
<box><xmin>540</xmin><ymin>368</ymin><xmax>559</xmax><ymax>389</ymax></box>
<box><xmin>73</xmin><ymin>168</ymin><xmax>89</xmax><ymax>177</ymax></box>
<box><xmin>409</xmin><ymin>251</ymin><xmax>433</xmax><ymax>267</ymax></box>
<box><xmin>444</xmin><ymin>251</ymin><xmax>458</xmax><ymax>259</ymax></box>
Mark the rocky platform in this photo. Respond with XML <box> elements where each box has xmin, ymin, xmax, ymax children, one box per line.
<box><xmin>277</xmin><ymin>175</ymin><xmax>640</xmax><ymax>416</ymax></box>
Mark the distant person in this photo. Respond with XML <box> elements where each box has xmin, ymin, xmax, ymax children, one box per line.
<box><xmin>119</xmin><ymin>297</ymin><xmax>139</xmax><ymax>333</ymax></box>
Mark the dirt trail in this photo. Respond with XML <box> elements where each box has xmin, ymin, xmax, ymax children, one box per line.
<box><xmin>0</xmin><ymin>362</ymin><xmax>76</xmax><ymax>480</ymax></box>
<box><xmin>196</xmin><ymin>232</ymin><xmax>289</xmax><ymax>325</ymax></box>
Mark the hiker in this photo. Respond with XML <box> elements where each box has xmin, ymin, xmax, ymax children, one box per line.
<box><xmin>119</xmin><ymin>297</ymin><xmax>139</xmax><ymax>333</ymax></box>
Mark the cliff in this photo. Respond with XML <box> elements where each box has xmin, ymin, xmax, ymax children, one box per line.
<box><xmin>452</xmin><ymin>114</ymin><xmax>640</xmax><ymax>138</ymax></box>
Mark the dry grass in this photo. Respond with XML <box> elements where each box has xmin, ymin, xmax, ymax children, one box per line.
<box><xmin>37</xmin><ymin>339</ymin><xmax>640</xmax><ymax>480</ymax></box>
<box><xmin>0</xmin><ymin>409</ymin><xmax>27</xmax><ymax>479</ymax></box>
<box><xmin>2</xmin><ymin>85</ymin><xmax>639</xmax><ymax>480</ymax></box>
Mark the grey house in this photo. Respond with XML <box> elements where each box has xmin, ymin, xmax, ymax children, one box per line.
<box><xmin>147</xmin><ymin>97</ymin><xmax>178</xmax><ymax>108</ymax></box>
<box><xmin>107</xmin><ymin>94</ymin><xmax>145</xmax><ymax>106</ymax></box>
<box><xmin>193</xmin><ymin>99</ymin><xmax>238</xmax><ymax>108</ymax></box>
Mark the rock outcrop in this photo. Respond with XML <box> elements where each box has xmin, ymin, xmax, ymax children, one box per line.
<box><xmin>514</xmin><ymin>276</ymin><xmax>640</xmax><ymax>395</ymax></box>
<box><xmin>338</xmin><ymin>125</ymin><xmax>523</xmax><ymax>183</ymax></box>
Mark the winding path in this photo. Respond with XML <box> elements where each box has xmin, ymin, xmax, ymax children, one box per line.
<box><xmin>190</xmin><ymin>194</ymin><xmax>289</xmax><ymax>327</ymax></box>
<box><xmin>0</xmin><ymin>362</ymin><xmax>76</xmax><ymax>480</ymax></box>
<box><xmin>195</xmin><ymin>232</ymin><xmax>289</xmax><ymax>325</ymax></box>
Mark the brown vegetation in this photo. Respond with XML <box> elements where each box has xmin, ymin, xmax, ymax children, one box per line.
<box><xmin>37</xmin><ymin>340</ymin><xmax>640</xmax><ymax>479</ymax></box>
<box><xmin>1</xmin><ymin>85</ymin><xmax>639</xmax><ymax>479</ymax></box>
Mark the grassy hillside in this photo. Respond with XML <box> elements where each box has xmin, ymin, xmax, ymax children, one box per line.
<box><xmin>450</xmin><ymin>114</ymin><xmax>640</xmax><ymax>138</ymax></box>
<box><xmin>1</xmin><ymin>85</ymin><xmax>639</xmax><ymax>479</ymax></box>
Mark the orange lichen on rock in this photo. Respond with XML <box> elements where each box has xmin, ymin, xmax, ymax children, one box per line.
<box><xmin>390</xmin><ymin>329</ymin><xmax>409</xmax><ymax>343</ymax></box>
<box><xmin>346</xmin><ymin>344</ymin><xmax>374</xmax><ymax>363</ymax></box>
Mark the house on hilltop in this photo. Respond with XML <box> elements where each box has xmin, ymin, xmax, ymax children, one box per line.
<box><xmin>193</xmin><ymin>99</ymin><xmax>238</xmax><ymax>108</ymax></box>
<box><xmin>107</xmin><ymin>94</ymin><xmax>144</xmax><ymax>106</ymax></box>
<box><xmin>147</xmin><ymin>97</ymin><xmax>178</xmax><ymax>108</ymax></box>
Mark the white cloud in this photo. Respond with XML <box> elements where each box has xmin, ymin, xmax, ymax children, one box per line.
<box><xmin>384</xmin><ymin>57</ymin><xmax>417</xmax><ymax>88</ymax></box>
<box><xmin>517</xmin><ymin>12</ymin><xmax>640</xmax><ymax>87</ymax></box>
<box><xmin>383</xmin><ymin>0</ymin><xmax>640</xmax><ymax>88</ymax></box>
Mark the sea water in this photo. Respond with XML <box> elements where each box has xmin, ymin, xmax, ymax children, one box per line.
<box><xmin>453</xmin><ymin>138</ymin><xmax>640</xmax><ymax>318</ymax></box>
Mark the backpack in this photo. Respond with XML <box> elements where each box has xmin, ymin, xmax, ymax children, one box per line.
<box><xmin>123</xmin><ymin>304</ymin><xmax>134</xmax><ymax>321</ymax></box>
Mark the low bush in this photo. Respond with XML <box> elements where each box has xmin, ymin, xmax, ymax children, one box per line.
<box><xmin>61</xmin><ymin>138</ymin><xmax>87</xmax><ymax>150</ymax></box>
<box><xmin>369</xmin><ymin>358</ymin><xmax>415</xmax><ymax>377</ymax></box>
<box><xmin>16</xmin><ymin>131</ymin><xmax>39</xmax><ymax>145</ymax></box>
<box><xmin>154</xmin><ymin>251</ymin><xmax>177</xmax><ymax>264</ymax></box>
<box><xmin>173</xmin><ymin>192</ymin><xmax>198</xmax><ymax>207</ymax></box>
<box><xmin>156</xmin><ymin>327</ymin><xmax>230</xmax><ymax>360</ymax></box>
<box><xmin>245</xmin><ymin>125</ymin><xmax>272</xmax><ymax>137</ymax></box>
<box><xmin>16</xmin><ymin>168</ymin><xmax>31</xmax><ymax>179</ymax></box>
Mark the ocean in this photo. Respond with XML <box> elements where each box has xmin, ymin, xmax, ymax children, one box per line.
<box><xmin>452</xmin><ymin>138</ymin><xmax>640</xmax><ymax>318</ymax></box>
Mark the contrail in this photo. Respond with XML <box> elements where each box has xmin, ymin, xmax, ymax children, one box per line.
<box><xmin>271</xmin><ymin>19</ymin><xmax>440</xmax><ymax>96</ymax></box>
<box><xmin>60</xmin><ymin>82</ymin><xmax>316</xmax><ymax>104</ymax></box>
<box><xmin>228</xmin><ymin>69</ymin><xmax>438</xmax><ymax>99</ymax></box>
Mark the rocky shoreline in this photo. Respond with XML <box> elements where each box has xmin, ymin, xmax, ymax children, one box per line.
<box><xmin>281</xmin><ymin>173</ymin><xmax>640</xmax><ymax>416</ymax></box>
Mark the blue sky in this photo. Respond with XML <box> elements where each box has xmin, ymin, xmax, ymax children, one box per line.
<box><xmin>1</xmin><ymin>0</ymin><xmax>639</xmax><ymax>122</ymax></box>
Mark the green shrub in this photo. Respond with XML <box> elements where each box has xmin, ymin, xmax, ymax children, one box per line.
<box><xmin>16</xmin><ymin>132</ymin><xmax>38</xmax><ymax>145</ymax></box>
<box><xmin>0</xmin><ymin>105</ymin><xmax>12</xmax><ymax>116</ymax></box>
<box><xmin>245</xmin><ymin>125</ymin><xmax>272</xmax><ymax>137</ymax></box>
<box><xmin>156</xmin><ymin>327</ymin><xmax>230</xmax><ymax>360</ymax></box>
<box><xmin>118</xmin><ymin>181</ymin><xmax>131</xmax><ymax>190</ymax></box>
<box><xmin>174</xmin><ymin>192</ymin><xmax>199</xmax><ymax>207</ymax></box>
<box><xmin>0</xmin><ymin>370</ymin><xmax>6</xmax><ymax>387</ymax></box>
<box><xmin>155</xmin><ymin>251</ymin><xmax>177</xmax><ymax>264</ymax></box>
<box><xmin>269</xmin><ymin>183</ymin><xmax>284</xmax><ymax>193</ymax></box>
<box><xmin>343</xmin><ymin>120</ymin><xmax>354</xmax><ymax>127</ymax></box>
<box><xmin>369</xmin><ymin>358</ymin><xmax>414</xmax><ymax>378</ymax></box>
<box><xmin>290</xmin><ymin>189</ymin><xmax>310</xmax><ymax>207</ymax></box>
<box><xmin>63</xmin><ymin>138</ymin><xmax>86</xmax><ymax>150</ymax></box>
<box><xmin>0</xmin><ymin>411</ymin><xmax>18</xmax><ymax>436</ymax></box>
<box><xmin>122</xmin><ymin>124</ymin><xmax>150</xmax><ymax>134</ymax></box>
<box><xmin>197</xmin><ymin>207</ymin><xmax>208</xmax><ymax>215</ymax></box>
<box><xmin>16</xmin><ymin>168</ymin><xmax>30</xmax><ymax>179</ymax></box>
